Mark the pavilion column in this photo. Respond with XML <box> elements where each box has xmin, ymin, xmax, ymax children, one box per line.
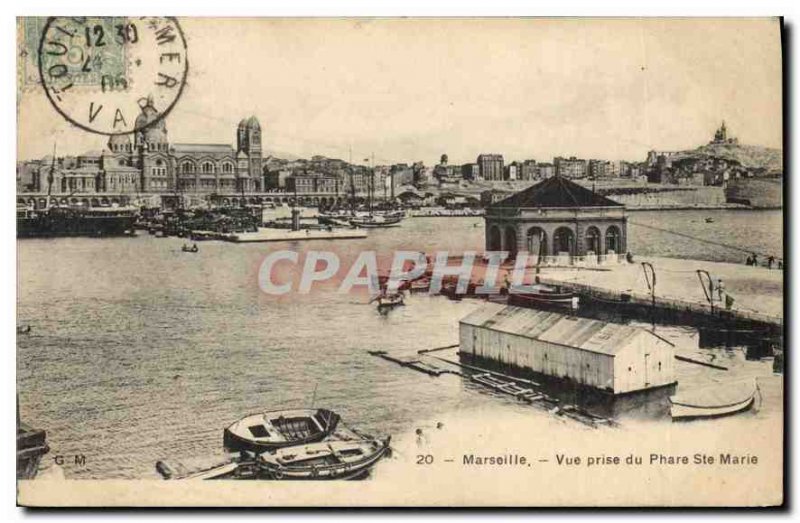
<box><xmin>575</xmin><ymin>222</ymin><xmax>585</xmax><ymax>257</ymax></box>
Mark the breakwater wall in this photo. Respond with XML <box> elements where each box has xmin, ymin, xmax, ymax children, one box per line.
<box><xmin>725</xmin><ymin>178</ymin><xmax>783</xmax><ymax>208</ymax></box>
<box><xmin>599</xmin><ymin>186</ymin><xmax>727</xmax><ymax>208</ymax></box>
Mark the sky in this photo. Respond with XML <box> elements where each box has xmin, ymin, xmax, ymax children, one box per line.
<box><xmin>17</xmin><ymin>17</ymin><xmax>783</xmax><ymax>165</ymax></box>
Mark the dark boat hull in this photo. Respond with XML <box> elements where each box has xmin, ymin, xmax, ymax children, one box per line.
<box><xmin>670</xmin><ymin>396</ymin><xmax>755</xmax><ymax>421</ymax></box>
<box><xmin>223</xmin><ymin>408</ymin><xmax>341</xmax><ymax>453</ymax></box>
<box><xmin>17</xmin><ymin>213</ymin><xmax>136</xmax><ymax>238</ymax></box>
<box><xmin>17</xmin><ymin>423</ymin><xmax>49</xmax><ymax>479</ymax></box>
<box><xmin>508</xmin><ymin>292</ymin><xmax>577</xmax><ymax>311</ymax></box>
<box><xmin>260</xmin><ymin>441</ymin><xmax>391</xmax><ymax>480</ymax></box>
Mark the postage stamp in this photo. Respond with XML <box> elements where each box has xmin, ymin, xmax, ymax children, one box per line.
<box><xmin>21</xmin><ymin>17</ymin><xmax>129</xmax><ymax>88</ymax></box>
<box><xmin>34</xmin><ymin>16</ymin><xmax>188</xmax><ymax>136</ymax></box>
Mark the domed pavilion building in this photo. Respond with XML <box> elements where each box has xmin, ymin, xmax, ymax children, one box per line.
<box><xmin>484</xmin><ymin>175</ymin><xmax>628</xmax><ymax>265</ymax></box>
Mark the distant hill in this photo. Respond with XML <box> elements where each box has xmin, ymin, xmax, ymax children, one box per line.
<box><xmin>679</xmin><ymin>142</ymin><xmax>783</xmax><ymax>175</ymax></box>
<box><xmin>264</xmin><ymin>150</ymin><xmax>302</xmax><ymax>161</ymax></box>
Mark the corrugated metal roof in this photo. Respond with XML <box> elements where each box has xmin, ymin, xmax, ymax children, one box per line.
<box><xmin>460</xmin><ymin>303</ymin><xmax>653</xmax><ymax>356</ymax></box>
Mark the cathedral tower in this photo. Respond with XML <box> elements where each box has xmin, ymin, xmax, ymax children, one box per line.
<box><xmin>237</xmin><ymin>116</ymin><xmax>263</xmax><ymax>192</ymax></box>
<box><xmin>135</xmin><ymin>98</ymin><xmax>171</xmax><ymax>192</ymax></box>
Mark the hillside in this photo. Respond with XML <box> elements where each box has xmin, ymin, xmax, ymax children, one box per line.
<box><xmin>683</xmin><ymin>142</ymin><xmax>783</xmax><ymax>175</ymax></box>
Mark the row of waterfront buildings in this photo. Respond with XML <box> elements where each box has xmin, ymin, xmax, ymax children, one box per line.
<box><xmin>432</xmin><ymin>154</ymin><xmax>645</xmax><ymax>184</ymax></box>
<box><xmin>17</xmin><ymin>111</ymin><xmax>763</xmax><ymax>202</ymax></box>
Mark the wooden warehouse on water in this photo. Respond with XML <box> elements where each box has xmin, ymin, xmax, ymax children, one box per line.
<box><xmin>459</xmin><ymin>303</ymin><xmax>676</xmax><ymax>396</ymax></box>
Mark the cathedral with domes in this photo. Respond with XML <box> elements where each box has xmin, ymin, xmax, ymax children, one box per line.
<box><xmin>50</xmin><ymin>100</ymin><xmax>264</xmax><ymax>199</ymax></box>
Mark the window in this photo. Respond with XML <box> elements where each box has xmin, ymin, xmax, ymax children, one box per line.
<box><xmin>202</xmin><ymin>162</ymin><xmax>215</xmax><ymax>174</ymax></box>
<box><xmin>222</xmin><ymin>163</ymin><xmax>233</xmax><ymax>173</ymax></box>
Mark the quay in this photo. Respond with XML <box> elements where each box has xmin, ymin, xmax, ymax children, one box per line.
<box><xmin>536</xmin><ymin>256</ymin><xmax>783</xmax><ymax>329</ymax></box>
<box><xmin>220</xmin><ymin>227</ymin><xmax>367</xmax><ymax>243</ymax></box>
<box><xmin>477</xmin><ymin>175</ymin><xmax>782</xmax><ymax>336</ymax></box>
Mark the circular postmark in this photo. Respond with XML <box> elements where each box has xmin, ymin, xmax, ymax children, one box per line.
<box><xmin>38</xmin><ymin>16</ymin><xmax>188</xmax><ymax>136</ymax></box>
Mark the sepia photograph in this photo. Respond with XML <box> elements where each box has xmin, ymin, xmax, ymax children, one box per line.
<box><xmin>14</xmin><ymin>15</ymin><xmax>784</xmax><ymax>507</ymax></box>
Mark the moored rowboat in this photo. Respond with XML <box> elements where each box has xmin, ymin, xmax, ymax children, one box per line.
<box><xmin>508</xmin><ymin>285</ymin><xmax>578</xmax><ymax>310</ymax></box>
<box><xmin>223</xmin><ymin>408</ymin><xmax>341</xmax><ymax>453</ymax></box>
<box><xmin>259</xmin><ymin>437</ymin><xmax>392</xmax><ymax>480</ymax></box>
<box><xmin>670</xmin><ymin>379</ymin><xmax>758</xmax><ymax>421</ymax></box>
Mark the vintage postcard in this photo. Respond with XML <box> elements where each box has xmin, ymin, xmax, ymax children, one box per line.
<box><xmin>16</xmin><ymin>17</ymin><xmax>784</xmax><ymax>507</ymax></box>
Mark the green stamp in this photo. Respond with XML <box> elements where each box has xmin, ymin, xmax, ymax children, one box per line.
<box><xmin>36</xmin><ymin>16</ymin><xmax>188</xmax><ymax>136</ymax></box>
<box><xmin>20</xmin><ymin>16</ymin><xmax>129</xmax><ymax>87</ymax></box>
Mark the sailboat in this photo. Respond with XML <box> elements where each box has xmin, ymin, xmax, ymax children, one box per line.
<box><xmin>349</xmin><ymin>212</ymin><xmax>403</xmax><ymax>228</ymax></box>
<box><xmin>320</xmin><ymin>157</ymin><xmax>405</xmax><ymax>228</ymax></box>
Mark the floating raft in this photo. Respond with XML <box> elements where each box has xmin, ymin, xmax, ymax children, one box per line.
<box><xmin>367</xmin><ymin>351</ymin><xmax>456</xmax><ymax>376</ymax></box>
<box><xmin>368</xmin><ymin>348</ymin><xmax>614</xmax><ymax>428</ymax></box>
<box><xmin>156</xmin><ymin>454</ymin><xmax>249</xmax><ymax>480</ymax></box>
<box><xmin>670</xmin><ymin>379</ymin><xmax>758</xmax><ymax>421</ymax></box>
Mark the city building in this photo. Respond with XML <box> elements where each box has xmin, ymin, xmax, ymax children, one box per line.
<box><xmin>646</xmin><ymin>150</ymin><xmax>680</xmax><ymax>168</ymax></box>
<box><xmin>285</xmin><ymin>172</ymin><xmax>339</xmax><ymax>195</ymax></box>
<box><xmin>505</xmin><ymin>162</ymin><xmax>520</xmax><ymax>181</ymax></box>
<box><xmin>535</xmin><ymin>162</ymin><xmax>555</xmax><ymax>179</ymax></box>
<box><xmin>520</xmin><ymin>159</ymin><xmax>537</xmax><ymax>181</ymax></box>
<box><xmin>484</xmin><ymin>175</ymin><xmax>627</xmax><ymax>261</ymax></box>
<box><xmin>554</xmin><ymin>156</ymin><xmax>587</xmax><ymax>178</ymax></box>
<box><xmin>22</xmin><ymin>100</ymin><xmax>264</xmax><ymax>197</ymax></box>
<box><xmin>480</xmin><ymin>188</ymin><xmax>513</xmax><ymax>207</ymax></box>
<box><xmin>264</xmin><ymin>169</ymin><xmax>292</xmax><ymax>190</ymax></box>
<box><xmin>412</xmin><ymin>161</ymin><xmax>428</xmax><ymax>184</ymax></box>
<box><xmin>588</xmin><ymin>159</ymin><xmax>616</xmax><ymax>179</ymax></box>
<box><xmin>461</xmin><ymin>163</ymin><xmax>480</xmax><ymax>181</ymax></box>
<box><xmin>433</xmin><ymin>154</ymin><xmax>463</xmax><ymax>184</ymax></box>
<box><xmin>477</xmin><ymin>154</ymin><xmax>504</xmax><ymax>181</ymax></box>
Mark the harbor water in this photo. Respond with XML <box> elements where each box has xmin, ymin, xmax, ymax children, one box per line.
<box><xmin>17</xmin><ymin>209</ymin><xmax>783</xmax><ymax>479</ymax></box>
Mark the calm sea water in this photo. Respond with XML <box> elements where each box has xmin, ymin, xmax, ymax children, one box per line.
<box><xmin>17</xmin><ymin>210</ymin><xmax>783</xmax><ymax>478</ymax></box>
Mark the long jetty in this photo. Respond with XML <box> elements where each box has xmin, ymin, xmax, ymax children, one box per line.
<box><xmin>536</xmin><ymin>256</ymin><xmax>783</xmax><ymax>330</ymax></box>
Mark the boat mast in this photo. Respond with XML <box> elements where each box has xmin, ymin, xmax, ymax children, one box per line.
<box><xmin>45</xmin><ymin>143</ymin><xmax>56</xmax><ymax>210</ymax></box>
<box><xmin>309</xmin><ymin>383</ymin><xmax>318</xmax><ymax>409</ymax></box>
<box><xmin>368</xmin><ymin>154</ymin><xmax>374</xmax><ymax>215</ymax></box>
<box><xmin>349</xmin><ymin>169</ymin><xmax>356</xmax><ymax>215</ymax></box>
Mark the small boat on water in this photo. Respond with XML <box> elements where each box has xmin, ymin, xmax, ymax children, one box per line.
<box><xmin>409</xmin><ymin>276</ymin><xmax>431</xmax><ymax>293</ymax></box>
<box><xmin>508</xmin><ymin>285</ymin><xmax>578</xmax><ymax>311</ymax></box>
<box><xmin>670</xmin><ymin>379</ymin><xmax>758</xmax><ymax>421</ymax></box>
<box><xmin>350</xmin><ymin>214</ymin><xmax>404</xmax><ymax>228</ymax></box>
<box><xmin>372</xmin><ymin>292</ymin><xmax>405</xmax><ymax>309</ymax></box>
<box><xmin>17</xmin><ymin>325</ymin><xmax>32</xmax><ymax>335</ymax></box>
<box><xmin>258</xmin><ymin>437</ymin><xmax>392</xmax><ymax>480</ymax></box>
<box><xmin>223</xmin><ymin>408</ymin><xmax>341</xmax><ymax>453</ymax></box>
<box><xmin>181</xmin><ymin>244</ymin><xmax>199</xmax><ymax>253</ymax></box>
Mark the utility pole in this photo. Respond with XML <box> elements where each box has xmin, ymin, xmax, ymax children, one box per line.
<box><xmin>696</xmin><ymin>269</ymin><xmax>715</xmax><ymax>315</ymax></box>
<box><xmin>641</xmin><ymin>262</ymin><xmax>657</xmax><ymax>329</ymax></box>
